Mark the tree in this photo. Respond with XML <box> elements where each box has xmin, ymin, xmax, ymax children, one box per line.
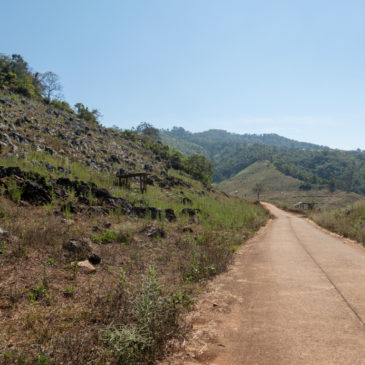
<box><xmin>10</xmin><ymin>54</ymin><xmax>28</xmax><ymax>76</ymax></box>
<box><xmin>184</xmin><ymin>154</ymin><xmax>214</xmax><ymax>183</ymax></box>
<box><xmin>328</xmin><ymin>176</ymin><xmax>336</xmax><ymax>192</ymax></box>
<box><xmin>252</xmin><ymin>182</ymin><xmax>264</xmax><ymax>200</ymax></box>
<box><xmin>40</xmin><ymin>71</ymin><xmax>62</xmax><ymax>101</ymax></box>
<box><xmin>135</xmin><ymin>122</ymin><xmax>160</xmax><ymax>141</ymax></box>
<box><xmin>0</xmin><ymin>53</ymin><xmax>41</xmax><ymax>97</ymax></box>
<box><xmin>74</xmin><ymin>103</ymin><xmax>101</xmax><ymax>124</ymax></box>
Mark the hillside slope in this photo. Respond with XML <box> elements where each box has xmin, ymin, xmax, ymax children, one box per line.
<box><xmin>0</xmin><ymin>91</ymin><xmax>268</xmax><ymax>364</ymax></box>
<box><xmin>161</xmin><ymin>127</ymin><xmax>365</xmax><ymax>195</ymax></box>
<box><xmin>161</xmin><ymin>127</ymin><xmax>324</xmax><ymax>158</ymax></box>
<box><xmin>219</xmin><ymin>161</ymin><xmax>363</xmax><ymax>209</ymax></box>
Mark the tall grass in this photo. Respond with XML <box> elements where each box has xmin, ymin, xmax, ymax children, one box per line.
<box><xmin>0</xmin><ymin>151</ymin><xmax>116</xmax><ymax>189</ymax></box>
<box><xmin>195</xmin><ymin>195</ymin><xmax>266</xmax><ymax>230</ymax></box>
<box><xmin>311</xmin><ymin>202</ymin><xmax>365</xmax><ymax>245</ymax></box>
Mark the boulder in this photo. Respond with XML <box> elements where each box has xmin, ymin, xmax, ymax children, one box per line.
<box><xmin>142</xmin><ymin>225</ymin><xmax>166</xmax><ymax>238</ymax></box>
<box><xmin>21</xmin><ymin>181</ymin><xmax>52</xmax><ymax>205</ymax></box>
<box><xmin>132</xmin><ymin>206</ymin><xmax>162</xmax><ymax>220</ymax></box>
<box><xmin>165</xmin><ymin>208</ymin><xmax>177</xmax><ymax>222</ymax></box>
<box><xmin>109</xmin><ymin>155</ymin><xmax>120</xmax><ymax>164</ymax></box>
<box><xmin>73</xmin><ymin>260</ymin><xmax>96</xmax><ymax>274</ymax></box>
<box><xmin>61</xmin><ymin>201</ymin><xmax>77</xmax><ymax>214</ymax></box>
<box><xmin>63</xmin><ymin>238</ymin><xmax>92</xmax><ymax>260</ymax></box>
<box><xmin>45</xmin><ymin>146</ymin><xmax>55</xmax><ymax>155</ymax></box>
<box><xmin>92</xmin><ymin>187</ymin><xmax>112</xmax><ymax>200</ymax></box>
<box><xmin>182</xmin><ymin>226</ymin><xmax>193</xmax><ymax>233</ymax></box>
<box><xmin>181</xmin><ymin>208</ymin><xmax>201</xmax><ymax>217</ymax></box>
<box><xmin>88</xmin><ymin>253</ymin><xmax>101</xmax><ymax>265</ymax></box>
<box><xmin>143</xmin><ymin>164</ymin><xmax>153</xmax><ymax>172</ymax></box>
<box><xmin>181</xmin><ymin>197</ymin><xmax>193</xmax><ymax>205</ymax></box>
<box><xmin>78</xmin><ymin>196</ymin><xmax>90</xmax><ymax>205</ymax></box>
<box><xmin>103</xmin><ymin>221</ymin><xmax>112</xmax><ymax>229</ymax></box>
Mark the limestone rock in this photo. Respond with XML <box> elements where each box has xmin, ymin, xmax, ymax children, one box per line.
<box><xmin>73</xmin><ymin>260</ymin><xmax>96</xmax><ymax>274</ymax></box>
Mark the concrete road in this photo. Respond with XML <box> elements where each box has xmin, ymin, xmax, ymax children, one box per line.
<box><xmin>163</xmin><ymin>203</ymin><xmax>365</xmax><ymax>365</ymax></box>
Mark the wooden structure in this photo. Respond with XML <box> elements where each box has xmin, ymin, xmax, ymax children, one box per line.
<box><xmin>117</xmin><ymin>171</ymin><xmax>150</xmax><ymax>193</ymax></box>
<box><xmin>294</xmin><ymin>201</ymin><xmax>315</xmax><ymax>210</ymax></box>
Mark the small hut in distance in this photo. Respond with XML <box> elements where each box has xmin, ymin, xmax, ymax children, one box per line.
<box><xmin>293</xmin><ymin>201</ymin><xmax>315</xmax><ymax>210</ymax></box>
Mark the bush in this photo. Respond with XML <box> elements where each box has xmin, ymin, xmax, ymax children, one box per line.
<box><xmin>105</xmin><ymin>267</ymin><xmax>180</xmax><ymax>364</ymax></box>
<box><xmin>49</xmin><ymin>99</ymin><xmax>72</xmax><ymax>112</ymax></box>
<box><xmin>120</xmin><ymin>130</ymin><xmax>137</xmax><ymax>141</ymax></box>
<box><xmin>0</xmin><ymin>54</ymin><xmax>42</xmax><ymax>98</ymax></box>
<box><xmin>15</xmin><ymin>77</ymin><xmax>36</xmax><ymax>97</ymax></box>
<box><xmin>6</xmin><ymin>177</ymin><xmax>23</xmax><ymax>203</ymax></box>
<box><xmin>74</xmin><ymin>103</ymin><xmax>101</xmax><ymax>124</ymax></box>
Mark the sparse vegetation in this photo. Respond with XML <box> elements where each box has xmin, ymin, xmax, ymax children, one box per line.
<box><xmin>92</xmin><ymin>230</ymin><xmax>131</xmax><ymax>244</ymax></box>
<box><xmin>0</xmin><ymin>84</ymin><xmax>268</xmax><ymax>363</ymax></box>
<box><xmin>74</xmin><ymin>102</ymin><xmax>101</xmax><ymax>125</ymax></box>
<box><xmin>311</xmin><ymin>202</ymin><xmax>365</xmax><ymax>245</ymax></box>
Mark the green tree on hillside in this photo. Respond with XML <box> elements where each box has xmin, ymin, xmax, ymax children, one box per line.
<box><xmin>0</xmin><ymin>54</ymin><xmax>41</xmax><ymax>97</ymax></box>
<box><xmin>184</xmin><ymin>154</ymin><xmax>214</xmax><ymax>183</ymax></box>
<box><xmin>136</xmin><ymin>122</ymin><xmax>160</xmax><ymax>141</ymax></box>
<box><xmin>74</xmin><ymin>103</ymin><xmax>101</xmax><ymax>124</ymax></box>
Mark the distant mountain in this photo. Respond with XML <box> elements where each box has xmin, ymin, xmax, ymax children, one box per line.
<box><xmin>160</xmin><ymin>127</ymin><xmax>365</xmax><ymax>196</ymax></box>
<box><xmin>160</xmin><ymin>127</ymin><xmax>325</xmax><ymax>159</ymax></box>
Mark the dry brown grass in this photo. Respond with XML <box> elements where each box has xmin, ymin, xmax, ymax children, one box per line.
<box><xmin>311</xmin><ymin>202</ymin><xmax>365</xmax><ymax>245</ymax></box>
<box><xmin>0</xmin><ymin>93</ymin><xmax>268</xmax><ymax>363</ymax></box>
<box><xmin>0</xmin><ymin>188</ymin><xmax>268</xmax><ymax>364</ymax></box>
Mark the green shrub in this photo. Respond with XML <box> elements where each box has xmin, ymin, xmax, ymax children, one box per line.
<box><xmin>29</xmin><ymin>284</ymin><xmax>48</xmax><ymax>302</ymax></box>
<box><xmin>50</xmin><ymin>99</ymin><xmax>72</xmax><ymax>112</ymax></box>
<box><xmin>119</xmin><ymin>130</ymin><xmax>137</xmax><ymax>141</ymax></box>
<box><xmin>74</xmin><ymin>102</ymin><xmax>101</xmax><ymax>124</ymax></box>
<box><xmin>105</xmin><ymin>267</ymin><xmax>179</xmax><ymax>364</ymax></box>
<box><xmin>6</xmin><ymin>177</ymin><xmax>23</xmax><ymax>203</ymax></box>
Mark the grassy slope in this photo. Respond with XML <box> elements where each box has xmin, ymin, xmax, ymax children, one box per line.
<box><xmin>218</xmin><ymin>161</ymin><xmax>364</xmax><ymax>210</ymax></box>
<box><xmin>311</xmin><ymin>203</ymin><xmax>365</xmax><ymax>246</ymax></box>
<box><xmin>0</xmin><ymin>92</ymin><xmax>268</xmax><ymax>364</ymax></box>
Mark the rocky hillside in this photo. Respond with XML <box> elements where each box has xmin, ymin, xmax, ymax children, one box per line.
<box><xmin>0</xmin><ymin>91</ymin><xmax>268</xmax><ymax>364</ymax></box>
<box><xmin>0</xmin><ymin>92</ymin><xmax>172</xmax><ymax>182</ymax></box>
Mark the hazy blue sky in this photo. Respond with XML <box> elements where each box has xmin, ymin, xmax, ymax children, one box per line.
<box><xmin>1</xmin><ymin>0</ymin><xmax>365</xmax><ymax>149</ymax></box>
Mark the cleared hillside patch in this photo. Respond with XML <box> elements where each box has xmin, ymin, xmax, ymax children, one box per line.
<box><xmin>218</xmin><ymin>161</ymin><xmax>364</xmax><ymax>210</ymax></box>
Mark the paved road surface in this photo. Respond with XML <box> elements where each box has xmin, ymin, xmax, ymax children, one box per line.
<box><xmin>162</xmin><ymin>203</ymin><xmax>365</xmax><ymax>365</ymax></box>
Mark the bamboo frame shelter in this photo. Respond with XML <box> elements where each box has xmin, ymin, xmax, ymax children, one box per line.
<box><xmin>116</xmin><ymin>171</ymin><xmax>150</xmax><ymax>193</ymax></box>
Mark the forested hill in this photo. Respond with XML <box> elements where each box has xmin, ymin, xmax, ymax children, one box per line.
<box><xmin>160</xmin><ymin>127</ymin><xmax>324</xmax><ymax>158</ymax></box>
<box><xmin>160</xmin><ymin>127</ymin><xmax>365</xmax><ymax>195</ymax></box>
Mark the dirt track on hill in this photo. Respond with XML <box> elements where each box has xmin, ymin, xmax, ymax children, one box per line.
<box><xmin>162</xmin><ymin>203</ymin><xmax>365</xmax><ymax>365</ymax></box>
